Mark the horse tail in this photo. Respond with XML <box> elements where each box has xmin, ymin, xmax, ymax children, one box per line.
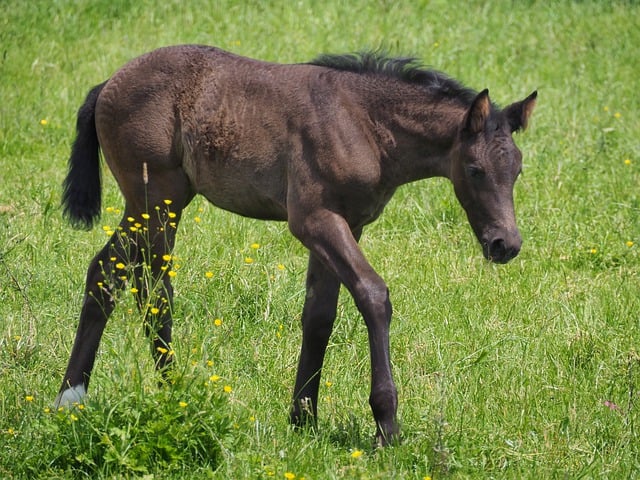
<box><xmin>62</xmin><ymin>81</ymin><xmax>107</xmax><ymax>229</ymax></box>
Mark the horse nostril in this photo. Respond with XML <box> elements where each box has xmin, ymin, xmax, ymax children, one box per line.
<box><xmin>486</xmin><ymin>237</ymin><xmax>520</xmax><ymax>263</ymax></box>
<box><xmin>489</xmin><ymin>238</ymin><xmax>506</xmax><ymax>259</ymax></box>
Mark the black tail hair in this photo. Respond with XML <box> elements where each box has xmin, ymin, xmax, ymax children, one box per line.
<box><xmin>62</xmin><ymin>81</ymin><xmax>107</xmax><ymax>229</ymax></box>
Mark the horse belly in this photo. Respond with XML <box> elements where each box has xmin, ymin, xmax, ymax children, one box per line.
<box><xmin>182</xmin><ymin>147</ymin><xmax>288</xmax><ymax>221</ymax></box>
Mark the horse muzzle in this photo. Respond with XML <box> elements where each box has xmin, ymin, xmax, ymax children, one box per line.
<box><xmin>481</xmin><ymin>234</ymin><xmax>522</xmax><ymax>264</ymax></box>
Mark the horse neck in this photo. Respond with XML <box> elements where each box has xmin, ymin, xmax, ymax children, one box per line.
<box><xmin>360</xmin><ymin>81</ymin><xmax>467</xmax><ymax>186</ymax></box>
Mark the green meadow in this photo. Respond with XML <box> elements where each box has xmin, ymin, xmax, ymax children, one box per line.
<box><xmin>1</xmin><ymin>0</ymin><xmax>639</xmax><ymax>478</ymax></box>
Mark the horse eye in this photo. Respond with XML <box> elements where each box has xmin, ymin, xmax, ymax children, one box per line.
<box><xmin>467</xmin><ymin>165</ymin><xmax>485</xmax><ymax>179</ymax></box>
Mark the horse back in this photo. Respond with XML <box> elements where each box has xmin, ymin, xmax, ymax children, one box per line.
<box><xmin>94</xmin><ymin>45</ymin><xmax>384</xmax><ymax>222</ymax></box>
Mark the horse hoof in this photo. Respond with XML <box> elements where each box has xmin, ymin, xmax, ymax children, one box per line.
<box><xmin>54</xmin><ymin>384</ymin><xmax>86</xmax><ymax>408</ymax></box>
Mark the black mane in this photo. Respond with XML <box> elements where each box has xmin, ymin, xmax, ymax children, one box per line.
<box><xmin>309</xmin><ymin>51</ymin><xmax>478</xmax><ymax>104</ymax></box>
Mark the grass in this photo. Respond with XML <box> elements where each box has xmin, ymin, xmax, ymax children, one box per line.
<box><xmin>1</xmin><ymin>0</ymin><xmax>639</xmax><ymax>477</ymax></box>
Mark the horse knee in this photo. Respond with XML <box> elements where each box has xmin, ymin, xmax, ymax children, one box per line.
<box><xmin>353</xmin><ymin>277</ymin><xmax>392</xmax><ymax>322</ymax></box>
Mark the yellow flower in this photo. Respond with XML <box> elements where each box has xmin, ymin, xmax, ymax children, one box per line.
<box><xmin>223</xmin><ymin>385</ymin><xmax>232</xmax><ymax>393</ymax></box>
<box><xmin>157</xmin><ymin>346</ymin><xmax>168</xmax><ymax>354</ymax></box>
<box><xmin>350</xmin><ymin>449</ymin><xmax>364</xmax><ymax>459</ymax></box>
<box><xmin>70</xmin><ymin>414</ymin><xmax>78</xmax><ymax>422</ymax></box>
<box><xmin>325</xmin><ymin>381</ymin><xmax>333</xmax><ymax>388</ymax></box>
<box><xmin>141</xmin><ymin>213</ymin><xmax>150</xmax><ymax>220</ymax></box>
<box><xmin>179</xmin><ymin>401</ymin><xmax>188</xmax><ymax>408</ymax></box>
<box><xmin>151</xmin><ymin>307</ymin><xmax>160</xmax><ymax>315</ymax></box>
<box><xmin>423</xmin><ymin>477</ymin><xmax>432</xmax><ymax>480</ymax></box>
<box><xmin>244</xmin><ymin>257</ymin><xmax>254</xmax><ymax>264</ymax></box>
<box><xmin>43</xmin><ymin>407</ymin><xmax>51</xmax><ymax>413</ymax></box>
<box><xmin>205</xmin><ymin>271</ymin><xmax>214</xmax><ymax>278</ymax></box>
<box><xmin>614</xmin><ymin>112</ymin><xmax>621</xmax><ymax>119</ymax></box>
<box><xmin>168</xmin><ymin>212</ymin><xmax>177</xmax><ymax>219</ymax></box>
<box><xmin>115</xmin><ymin>262</ymin><xmax>125</xmax><ymax>270</ymax></box>
<box><xmin>284</xmin><ymin>473</ymin><xmax>296</xmax><ymax>480</ymax></box>
<box><xmin>250</xmin><ymin>243</ymin><xmax>260</xmax><ymax>249</ymax></box>
<box><xmin>168</xmin><ymin>270</ymin><xmax>177</xmax><ymax>278</ymax></box>
<box><xmin>589</xmin><ymin>248</ymin><xmax>597</xmax><ymax>254</ymax></box>
<box><xmin>624</xmin><ymin>158</ymin><xmax>632</xmax><ymax>165</ymax></box>
<box><xmin>209</xmin><ymin>375</ymin><xmax>221</xmax><ymax>382</ymax></box>
<box><xmin>40</xmin><ymin>119</ymin><xmax>48</xmax><ymax>126</ymax></box>
<box><xmin>277</xmin><ymin>264</ymin><xmax>285</xmax><ymax>271</ymax></box>
<box><xmin>194</xmin><ymin>216</ymin><xmax>201</xmax><ymax>223</ymax></box>
<box><xmin>163</xmin><ymin>199</ymin><xmax>173</xmax><ymax>205</ymax></box>
<box><xmin>626</xmin><ymin>241</ymin><xmax>634</xmax><ymax>248</ymax></box>
<box><xmin>25</xmin><ymin>395</ymin><xmax>34</xmax><ymax>402</ymax></box>
<box><xmin>214</xmin><ymin>318</ymin><xmax>223</xmax><ymax>327</ymax></box>
<box><xmin>130</xmin><ymin>287</ymin><xmax>139</xmax><ymax>294</ymax></box>
<box><xmin>162</xmin><ymin>254</ymin><xmax>172</xmax><ymax>262</ymax></box>
<box><xmin>127</xmin><ymin>216</ymin><xmax>135</xmax><ymax>222</ymax></box>
<box><xmin>206</xmin><ymin>360</ymin><xmax>214</xmax><ymax>367</ymax></box>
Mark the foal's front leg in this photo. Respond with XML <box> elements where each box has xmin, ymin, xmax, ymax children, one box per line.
<box><xmin>290</xmin><ymin>210</ymin><xmax>399</xmax><ymax>445</ymax></box>
<box><xmin>291</xmin><ymin>253</ymin><xmax>341</xmax><ymax>427</ymax></box>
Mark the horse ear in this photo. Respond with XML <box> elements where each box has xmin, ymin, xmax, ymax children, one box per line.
<box><xmin>505</xmin><ymin>90</ymin><xmax>537</xmax><ymax>133</ymax></box>
<box><xmin>463</xmin><ymin>89</ymin><xmax>491</xmax><ymax>135</ymax></box>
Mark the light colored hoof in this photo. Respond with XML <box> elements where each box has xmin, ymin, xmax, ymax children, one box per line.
<box><xmin>54</xmin><ymin>384</ymin><xmax>87</xmax><ymax>408</ymax></box>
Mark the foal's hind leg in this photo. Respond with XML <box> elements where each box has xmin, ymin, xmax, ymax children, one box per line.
<box><xmin>119</xmin><ymin>170</ymin><xmax>193</xmax><ymax>381</ymax></box>
<box><xmin>56</xmin><ymin>217</ymin><xmax>142</xmax><ymax>407</ymax></box>
<box><xmin>132</xmin><ymin>207</ymin><xmax>184</xmax><ymax>376</ymax></box>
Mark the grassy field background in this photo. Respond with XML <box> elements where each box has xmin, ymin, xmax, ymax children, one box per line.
<box><xmin>1</xmin><ymin>0</ymin><xmax>639</xmax><ymax>478</ymax></box>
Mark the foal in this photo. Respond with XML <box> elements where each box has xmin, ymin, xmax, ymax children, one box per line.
<box><xmin>58</xmin><ymin>45</ymin><xmax>536</xmax><ymax>445</ymax></box>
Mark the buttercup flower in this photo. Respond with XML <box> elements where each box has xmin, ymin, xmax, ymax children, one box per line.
<box><xmin>351</xmin><ymin>449</ymin><xmax>364</xmax><ymax>459</ymax></box>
